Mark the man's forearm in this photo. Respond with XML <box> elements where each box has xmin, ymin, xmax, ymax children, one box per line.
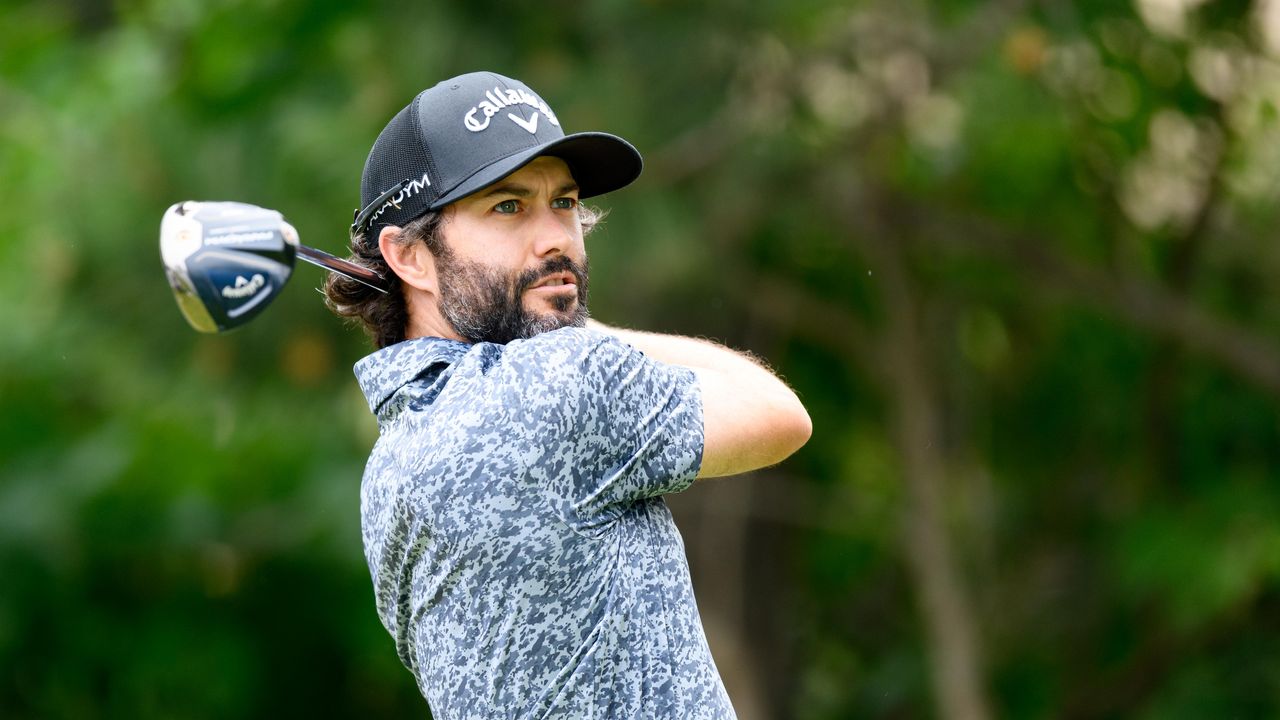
<box><xmin>586</xmin><ymin>319</ymin><xmax>768</xmax><ymax>376</ymax></box>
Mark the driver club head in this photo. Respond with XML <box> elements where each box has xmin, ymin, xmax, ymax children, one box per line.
<box><xmin>161</xmin><ymin>201</ymin><xmax>298</xmax><ymax>333</ymax></box>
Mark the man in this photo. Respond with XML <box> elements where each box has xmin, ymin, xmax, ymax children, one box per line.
<box><xmin>325</xmin><ymin>71</ymin><xmax>811</xmax><ymax>719</ymax></box>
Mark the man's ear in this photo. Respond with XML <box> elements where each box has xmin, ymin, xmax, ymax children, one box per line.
<box><xmin>378</xmin><ymin>225</ymin><xmax>436</xmax><ymax>293</ymax></box>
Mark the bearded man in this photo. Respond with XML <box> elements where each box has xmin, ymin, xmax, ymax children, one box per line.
<box><xmin>325</xmin><ymin>71</ymin><xmax>811</xmax><ymax>720</ymax></box>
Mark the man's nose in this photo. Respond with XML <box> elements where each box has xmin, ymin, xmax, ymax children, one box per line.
<box><xmin>528</xmin><ymin>205</ymin><xmax>574</xmax><ymax>257</ymax></box>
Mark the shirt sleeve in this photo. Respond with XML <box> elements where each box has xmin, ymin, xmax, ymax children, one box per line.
<box><xmin>503</xmin><ymin>327</ymin><xmax>704</xmax><ymax>529</ymax></box>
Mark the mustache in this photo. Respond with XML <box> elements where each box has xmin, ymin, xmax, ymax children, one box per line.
<box><xmin>515</xmin><ymin>255</ymin><xmax>587</xmax><ymax>294</ymax></box>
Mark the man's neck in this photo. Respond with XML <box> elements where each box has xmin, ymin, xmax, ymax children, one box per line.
<box><xmin>404</xmin><ymin>295</ymin><xmax>466</xmax><ymax>343</ymax></box>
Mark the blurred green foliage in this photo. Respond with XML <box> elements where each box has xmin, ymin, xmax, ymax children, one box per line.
<box><xmin>4</xmin><ymin>0</ymin><xmax>1280</xmax><ymax>718</ymax></box>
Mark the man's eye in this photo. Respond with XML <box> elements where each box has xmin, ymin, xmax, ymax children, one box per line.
<box><xmin>551</xmin><ymin>197</ymin><xmax>577</xmax><ymax>210</ymax></box>
<box><xmin>494</xmin><ymin>200</ymin><xmax>519</xmax><ymax>214</ymax></box>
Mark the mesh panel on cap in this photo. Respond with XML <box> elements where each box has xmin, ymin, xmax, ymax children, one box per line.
<box><xmin>359</xmin><ymin>98</ymin><xmax>438</xmax><ymax>239</ymax></box>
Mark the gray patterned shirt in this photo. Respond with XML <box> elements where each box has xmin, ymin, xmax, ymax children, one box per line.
<box><xmin>354</xmin><ymin>326</ymin><xmax>736</xmax><ymax>719</ymax></box>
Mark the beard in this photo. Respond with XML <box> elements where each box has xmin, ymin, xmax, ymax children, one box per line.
<box><xmin>435</xmin><ymin>251</ymin><xmax>589</xmax><ymax>345</ymax></box>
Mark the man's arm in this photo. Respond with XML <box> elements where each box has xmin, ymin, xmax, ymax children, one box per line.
<box><xmin>587</xmin><ymin>320</ymin><xmax>812</xmax><ymax>478</ymax></box>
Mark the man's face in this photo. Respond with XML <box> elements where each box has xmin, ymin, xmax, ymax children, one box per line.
<box><xmin>432</xmin><ymin>156</ymin><xmax>589</xmax><ymax>345</ymax></box>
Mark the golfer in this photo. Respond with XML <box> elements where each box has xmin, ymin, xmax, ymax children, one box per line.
<box><xmin>325</xmin><ymin>71</ymin><xmax>811</xmax><ymax>719</ymax></box>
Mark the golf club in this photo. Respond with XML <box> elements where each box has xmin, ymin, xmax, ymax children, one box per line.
<box><xmin>160</xmin><ymin>200</ymin><xmax>386</xmax><ymax>333</ymax></box>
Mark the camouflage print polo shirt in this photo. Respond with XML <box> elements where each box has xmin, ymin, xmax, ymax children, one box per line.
<box><xmin>353</xmin><ymin>326</ymin><xmax>737</xmax><ymax>719</ymax></box>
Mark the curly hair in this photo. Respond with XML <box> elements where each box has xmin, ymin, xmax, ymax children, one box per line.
<box><xmin>324</xmin><ymin>204</ymin><xmax>604</xmax><ymax>349</ymax></box>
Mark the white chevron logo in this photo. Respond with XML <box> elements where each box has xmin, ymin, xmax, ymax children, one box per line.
<box><xmin>222</xmin><ymin>273</ymin><xmax>265</xmax><ymax>299</ymax></box>
<box><xmin>508</xmin><ymin>112</ymin><xmax>538</xmax><ymax>134</ymax></box>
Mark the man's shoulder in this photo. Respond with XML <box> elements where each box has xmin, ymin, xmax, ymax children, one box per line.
<box><xmin>499</xmin><ymin>326</ymin><xmax>623</xmax><ymax>369</ymax></box>
<box><xmin>505</xmin><ymin>325</ymin><xmax>612</xmax><ymax>355</ymax></box>
<box><xmin>360</xmin><ymin>328</ymin><xmax>655</xmax><ymax>419</ymax></box>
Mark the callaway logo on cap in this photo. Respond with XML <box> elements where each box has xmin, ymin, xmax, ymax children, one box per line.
<box><xmin>352</xmin><ymin>71</ymin><xmax>643</xmax><ymax>242</ymax></box>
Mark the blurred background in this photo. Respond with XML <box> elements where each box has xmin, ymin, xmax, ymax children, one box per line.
<box><xmin>3</xmin><ymin>0</ymin><xmax>1280</xmax><ymax>717</ymax></box>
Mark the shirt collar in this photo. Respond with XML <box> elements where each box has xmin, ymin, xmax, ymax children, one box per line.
<box><xmin>353</xmin><ymin>336</ymin><xmax>472</xmax><ymax>414</ymax></box>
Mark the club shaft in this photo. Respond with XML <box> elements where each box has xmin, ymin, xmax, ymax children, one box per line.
<box><xmin>296</xmin><ymin>244</ymin><xmax>388</xmax><ymax>293</ymax></box>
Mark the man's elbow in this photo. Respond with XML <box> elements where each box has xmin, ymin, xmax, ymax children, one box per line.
<box><xmin>695</xmin><ymin>378</ymin><xmax>813</xmax><ymax>478</ymax></box>
<box><xmin>779</xmin><ymin>400</ymin><xmax>813</xmax><ymax>459</ymax></box>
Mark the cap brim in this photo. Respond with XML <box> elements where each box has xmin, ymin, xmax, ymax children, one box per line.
<box><xmin>428</xmin><ymin>131</ymin><xmax>643</xmax><ymax>210</ymax></box>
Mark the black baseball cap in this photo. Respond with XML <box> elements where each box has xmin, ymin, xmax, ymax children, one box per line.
<box><xmin>352</xmin><ymin>71</ymin><xmax>643</xmax><ymax>242</ymax></box>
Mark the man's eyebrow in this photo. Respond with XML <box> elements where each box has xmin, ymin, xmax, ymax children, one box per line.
<box><xmin>479</xmin><ymin>183</ymin><xmax>532</xmax><ymax>199</ymax></box>
<box><xmin>478</xmin><ymin>181</ymin><xmax>580</xmax><ymax>199</ymax></box>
